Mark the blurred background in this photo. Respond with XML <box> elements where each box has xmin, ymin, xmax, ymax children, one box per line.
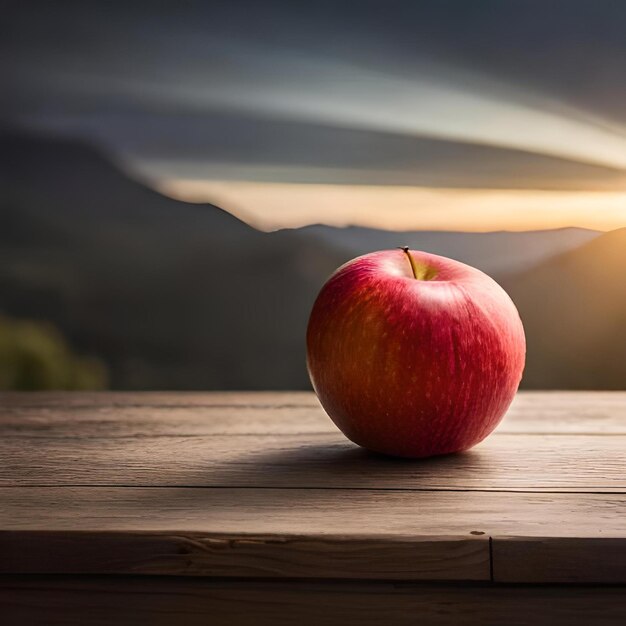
<box><xmin>1</xmin><ymin>0</ymin><xmax>625</xmax><ymax>391</ymax></box>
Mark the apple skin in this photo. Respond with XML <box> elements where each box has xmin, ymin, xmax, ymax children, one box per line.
<box><xmin>306</xmin><ymin>249</ymin><xmax>526</xmax><ymax>458</ymax></box>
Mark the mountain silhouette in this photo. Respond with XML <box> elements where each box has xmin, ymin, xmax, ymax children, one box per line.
<box><xmin>302</xmin><ymin>225</ymin><xmax>599</xmax><ymax>276</ymax></box>
<box><xmin>0</xmin><ymin>129</ymin><xmax>345</xmax><ymax>389</ymax></box>
<box><xmin>1</xmin><ymin>129</ymin><xmax>622</xmax><ymax>389</ymax></box>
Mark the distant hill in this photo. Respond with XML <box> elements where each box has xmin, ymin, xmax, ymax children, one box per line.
<box><xmin>301</xmin><ymin>224</ymin><xmax>599</xmax><ymax>275</ymax></box>
<box><xmin>502</xmin><ymin>228</ymin><xmax>626</xmax><ymax>389</ymax></box>
<box><xmin>0</xmin><ymin>129</ymin><xmax>345</xmax><ymax>389</ymax></box>
<box><xmin>1</xmin><ymin>129</ymin><xmax>622</xmax><ymax>389</ymax></box>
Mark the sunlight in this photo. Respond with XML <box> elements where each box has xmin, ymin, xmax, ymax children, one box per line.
<box><xmin>159</xmin><ymin>179</ymin><xmax>626</xmax><ymax>232</ymax></box>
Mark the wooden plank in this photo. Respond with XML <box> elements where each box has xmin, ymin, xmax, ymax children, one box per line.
<box><xmin>0</xmin><ymin>532</ymin><xmax>487</xmax><ymax>581</ymax></box>
<box><xmin>492</xmin><ymin>537</ymin><xmax>626</xmax><ymax>584</ymax></box>
<box><xmin>1</xmin><ymin>392</ymin><xmax>625</xmax><ymax>585</ymax></box>
<box><xmin>2</xmin><ymin>488</ymin><xmax>623</xmax><ymax>582</ymax></box>
<box><xmin>0</xmin><ymin>405</ymin><xmax>330</xmax><ymax>437</ymax></box>
<box><xmin>2</xmin><ymin>576</ymin><xmax>625</xmax><ymax>626</ymax></box>
<box><xmin>2</xmin><ymin>391</ymin><xmax>625</xmax><ymax>435</ymax></box>
<box><xmin>1</xmin><ymin>432</ymin><xmax>623</xmax><ymax>492</ymax></box>
<box><xmin>0</xmin><ymin>391</ymin><xmax>317</xmax><ymax>408</ymax></box>
<box><xmin>1</xmin><ymin>488</ymin><xmax>624</xmax><ymax>538</ymax></box>
<box><xmin>0</xmin><ymin>486</ymin><xmax>512</xmax><ymax>534</ymax></box>
<box><xmin>502</xmin><ymin>391</ymin><xmax>626</xmax><ymax>433</ymax></box>
<box><xmin>0</xmin><ymin>486</ymin><xmax>513</xmax><ymax>534</ymax></box>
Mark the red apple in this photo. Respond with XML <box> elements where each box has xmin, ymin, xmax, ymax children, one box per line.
<box><xmin>306</xmin><ymin>247</ymin><xmax>525</xmax><ymax>458</ymax></box>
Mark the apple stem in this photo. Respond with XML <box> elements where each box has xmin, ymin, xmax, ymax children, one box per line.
<box><xmin>399</xmin><ymin>246</ymin><xmax>419</xmax><ymax>279</ymax></box>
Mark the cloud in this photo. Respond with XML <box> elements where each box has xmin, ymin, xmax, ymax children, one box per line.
<box><xmin>11</xmin><ymin>43</ymin><xmax>626</xmax><ymax>172</ymax></box>
<box><xmin>4</xmin><ymin>0</ymin><xmax>626</xmax><ymax>226</ymax></box>
<box><xmin>22</xmin><ymin>110</ymin><xmax>626</xmax><ymax>192</ymax></box>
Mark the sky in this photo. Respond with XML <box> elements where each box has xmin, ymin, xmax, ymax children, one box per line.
<box><xmin>2</xmin><ymin>0</ymin><xmax>626</xmax><ymax>231</ymax></box>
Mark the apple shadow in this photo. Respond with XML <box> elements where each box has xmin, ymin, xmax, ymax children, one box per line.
<box><xmin>208</xmin><ymin>441</ymin><xmax>481</xmax><ymax>481</ymax></box>
<box><xmin>137</xmin><ymin>437</ymin><xmax>490</xmax><ymax>506</ymax></box>
<box><xmin>52</xmin><ymin>435</ymin><xmax>502</xmax><ymax>537</ymax></box>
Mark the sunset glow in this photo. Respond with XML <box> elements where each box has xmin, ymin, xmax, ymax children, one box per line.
<box><xmin>160</xmin><ymin>179</ymin><xmax>626</xmax><ymax>232</ymax></box>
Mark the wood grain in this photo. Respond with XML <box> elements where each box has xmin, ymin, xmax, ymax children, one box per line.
<box><xmin>0</xmin><ymin>487</ymin><xmax>625</xmax><ymax>582</ymax></box>
<box><xmin>0</xmin><ymin>532</ymin><xmax>487</xmax><ymax>580</ymax></box>
<box><xmin>1</xmin><ymin>391</ymin><xmax>625</xmax><ymax>588</ymax></box>
<box><xmin>0</xmin><ymin>391</ymin><xmax>317</xmax><ymax>408</ymax></box>
<box><xmin>1</xmin><ymin>432</ymin><xmax>623</xmax><ymax>492</ymax></box>
<box><xmin>2</xmin><ymin>576</ymin><xmax>625</xmax><ymax>626</ymax></box>
<box><xmin>2</xmin><ymin>391</ymin><xmax>625</xmax><ymax>435</ymax></box>
<box><xmin>1</xmin><ymin>488</ymin><xmax>624</xmax><ymax>538</ymax></box>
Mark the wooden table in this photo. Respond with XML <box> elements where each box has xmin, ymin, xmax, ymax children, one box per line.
<box><xmin>1</xmin><ymin>391</ymin><xmax>625</xmax><ymax>625</ymax></box>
